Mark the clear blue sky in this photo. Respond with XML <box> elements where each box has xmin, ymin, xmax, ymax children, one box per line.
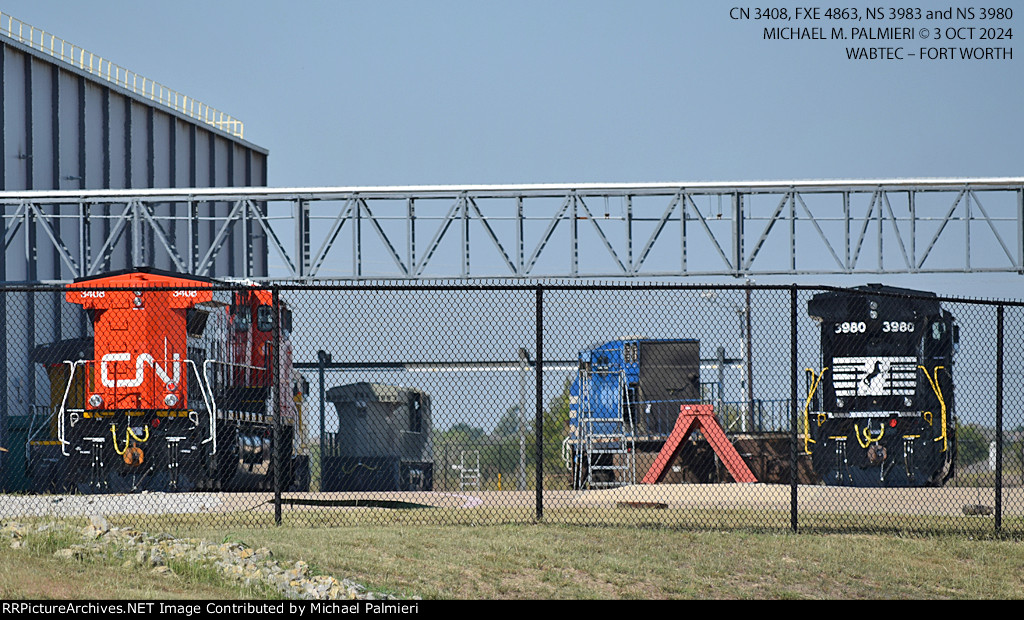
<box><xmin>4</xmin><ymin>1</ymin><xmax>1020</xmax><ymax>433</ymax></box>
<box><xmin>3</xmin><ymin>0</ymin><xmax>1022</xmax><ymax>296</ymax></box>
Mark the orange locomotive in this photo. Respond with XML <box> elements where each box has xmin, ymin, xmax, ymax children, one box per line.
<box><xmin>33</xmin><ymin>269</ymin><xmax>306</xmax><ymax>493</ymax></box>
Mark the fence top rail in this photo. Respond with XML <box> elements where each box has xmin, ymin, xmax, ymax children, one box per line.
<box><xmin>0</xmin><ymin>177</ymin><xmax>1022</xmax><ymax>203</ymax></box>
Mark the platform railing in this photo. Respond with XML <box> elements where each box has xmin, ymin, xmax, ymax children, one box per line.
<box><xmin>0</xmin><ymin>12</ymin><xmax>245</xmax><ymax>139</ymax></box>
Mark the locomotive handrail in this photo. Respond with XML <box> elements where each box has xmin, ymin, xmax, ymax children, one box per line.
<box><xmin>196</xmin><ymin>357</ymin><xmax>276</xmax><ymax>455</ymax></box>
<box><xmin>918</xmin><ymin>366</ymin><xmax>948</xmax><ymax>453</ymax></box>
<box><xmin>204</xmin><ymin>359</ymin><xmax>272</xmax><ymax>373</ymax></box>
<box><xmin>188</xmin><ymin>359</ymin><xmax>217</xmax><ymax>456</ymax></box>
<box><xmin>802</xmin><ymin>367</ymin><xmax>827</xmax><ymax>455</ymax></box>
<box><xmin>56</xmin><ymin>360</ymin><xmax>85</xmax><ymax>457</ymax></box>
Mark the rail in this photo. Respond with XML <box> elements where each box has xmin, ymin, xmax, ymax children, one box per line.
<box><xmin>719</xmin><ymin>398</ymin><xmax>794</xmax><ymax>434</ymax></box>
<box><xmin>0</xmin><ymin>12</ymin><xmax>244</xmax><ymax>138</ymax></box>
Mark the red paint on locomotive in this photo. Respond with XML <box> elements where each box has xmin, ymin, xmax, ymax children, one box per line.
<box><xmin>65</xmin><ymin>271</ymin><xmax>214</xmax><ymax>413</ymax></box>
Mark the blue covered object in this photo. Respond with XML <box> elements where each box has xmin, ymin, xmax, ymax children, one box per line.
<box><xmin>569</xmin><ymin>338</ymin><xmax>701</xmax><ymax>442</ymax></box>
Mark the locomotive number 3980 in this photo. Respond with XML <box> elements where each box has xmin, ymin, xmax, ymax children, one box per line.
<box><xmin>834</xmin><ymin>321</ymin><xmax>915</xmax><ymax>334</ymax></box>
<box><xmin>881</xmin><ymin>321</ymin><xmax>915</xmax><ymax>333</ymax></box>
<box><xmin>834</xmin><ymin>321</ymin><xmax>867</xmax><ymax>334</ymax></box>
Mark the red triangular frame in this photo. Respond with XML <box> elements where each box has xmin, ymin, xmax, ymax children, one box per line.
<box><xmin>641</xmin><ymin>404</ymin><xmax>757</xmax><ymax>484</ymax></box>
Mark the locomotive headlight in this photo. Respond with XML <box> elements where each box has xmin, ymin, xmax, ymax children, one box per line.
<box><xmin>88</xmin><ymin>394</ymin><xmax>103</xmax><ymax>408</ymax></box>
<box><xmin>164</xmin><ymin>394</ymin><xmax>179</xmax><ymax>407</ymax></box>
<box><xmin>836</xmin><ymin>398</ymin><xmax>845</xmax><ymax>408</ymax></box>
<box><xmin>904</xmin><ymin>397</ymin><xmax>913</xmax><ymax>407</ymax></box>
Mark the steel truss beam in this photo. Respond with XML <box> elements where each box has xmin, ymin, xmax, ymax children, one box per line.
<box><xmin>2</xmin><ymin>178</ymin><xmax>1023</xmax><ymax>282</ymax></box>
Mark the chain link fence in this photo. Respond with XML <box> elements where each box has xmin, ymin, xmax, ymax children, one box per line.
<box><xmin>0</xmin><ymin>274</ymin><xmax>1021</xmax><ymax>535</ymax></box>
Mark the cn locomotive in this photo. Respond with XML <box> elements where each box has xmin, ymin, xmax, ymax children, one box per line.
<box><xmin>29</xmin><ymin>269</ymin><xmax>307</xmax><ymax>493</ymax></box>
<box><xmin>804</xmin><ymin>284</ymin><xmax>958</xmax><ymax>487</ymax></box>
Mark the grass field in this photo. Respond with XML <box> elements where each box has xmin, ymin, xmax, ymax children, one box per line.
<box><xmin>2</xmin><ymin>514</ymin><xmax>1024</xmax><ymax>599</ymax></box>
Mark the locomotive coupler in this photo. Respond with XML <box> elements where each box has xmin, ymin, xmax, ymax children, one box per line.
<box><xmin>866</xmin><ymin>443</ymin><xmax>888</xmax><ymax>465</ymax></box>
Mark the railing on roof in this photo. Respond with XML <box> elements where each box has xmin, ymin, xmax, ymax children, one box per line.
<box><xmin>0</xmin><ymin>12</ymin><xmax>245</xmax><ymax>139</ymax></box>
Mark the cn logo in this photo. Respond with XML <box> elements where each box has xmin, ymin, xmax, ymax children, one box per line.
<box><xmin>100</xmin><ymin>352</ymin><xmax>182</xmax><ymax>388</ymax></box>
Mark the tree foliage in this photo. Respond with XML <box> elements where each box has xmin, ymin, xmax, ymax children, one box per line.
<box><xmin>430</xmin><ymin>379</ymin><xmax>575</xmax><ymax>489</ymax></box>
<box><xmin>957</xmin><ymin>423</ymin><xmax>989</xmax><ymax>466</ymax></box>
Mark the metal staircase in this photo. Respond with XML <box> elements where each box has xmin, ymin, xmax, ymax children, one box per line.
<box><xmin>576</xmin><ymin>368</ymin><xmax>636</xmax><ymax>489</ymax></box>
<box><xmin>459</xmin><ymin>450</ymin><xmax>481</xmax><ymax>490</ymax></box>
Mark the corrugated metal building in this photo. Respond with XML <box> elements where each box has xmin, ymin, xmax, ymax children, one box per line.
<box><xmin>0</xmin><ymin>14</ymin><xmax>269</xmax><ymax>281</ymax></box>
<box><xmin>0</xmin><ymin>14</ymin><xmax>269</xmax><ymax>489</ymax></box>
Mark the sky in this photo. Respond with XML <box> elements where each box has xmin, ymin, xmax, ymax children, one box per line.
<box><xmin>2</xmin><ymin>1</ymin><xmax>1020</xmax><ymax>435</ymax></box>
<box><xmin>2</xmin><ymin>0</ymin><xmax>1021</xmax><ymax>299</ymax></box>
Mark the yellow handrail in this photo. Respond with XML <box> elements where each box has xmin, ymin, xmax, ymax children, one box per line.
<box><xmin>802</xmin><ymin>367</ymin><xmax>828</xmax><ymax>454</ymax></box>
<box><xmin>918</xmin><ymin>366</ymin><xmax>948</xmax><ymax>452</ymax></box>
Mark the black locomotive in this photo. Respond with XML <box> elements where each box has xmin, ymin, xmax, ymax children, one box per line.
<box><xmin>805</xmin><ymin>284</ymin><xmax>958</xmax><ymax>487</ymax></box>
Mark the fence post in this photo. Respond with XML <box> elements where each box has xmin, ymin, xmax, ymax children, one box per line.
<box><xmin>535</xmin><ymin>285</ymin><xmax>544</xmax><ymax>521</ymax></box>
<box><xmin>273</xmin><ymin>286</ymin><xmax>282</xmax><ymax>526</ymax></box>
<box><xmin>0</xmin><ymin>286</ymin><xmax>6</xmax><ymax>478</ymax></box>
<box><xmin>790</xmin><ymin>285</ymin><xmax>799</xmax><ymax>533</ymax></box>
<box><xmin>996</xmin><ymin>304</ymin><xmax>1004</xmax><ymax>533</ymax></box>
<box><xmin>317</xmin><ymin>349</ymin><xmax>330</xmax><ymax>492</ymax></box>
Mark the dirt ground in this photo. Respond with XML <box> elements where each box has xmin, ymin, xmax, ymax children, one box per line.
<box><xmin>3</xmin><ymin>483</ymin><xmax>1020</xmax><ymax>519</ymax></box>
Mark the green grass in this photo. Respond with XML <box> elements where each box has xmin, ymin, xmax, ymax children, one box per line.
<box><xmin>152</xmin><ymin>523</ymin><xmax>1024</xmax><ymax>599</ymax></box>
<box><xmin>0</xmin><ymin>522</ymin><xmax>280</xmax><ymax>600</ymax></box>
<box><xmin>3</xmin><ymin>512</ymin><xmax>1024</xmax><ymax>600</ymax></box>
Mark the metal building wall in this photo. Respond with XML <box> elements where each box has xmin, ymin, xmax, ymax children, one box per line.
<box><xmin>0</xmin><ymin>35</ymin><xmax>268</xmax><ymax>488</ymax></box>
<box><xmin>0</xmin><ymin>36</ymin><xmax>270</xmax><ymax>281</ymax></box>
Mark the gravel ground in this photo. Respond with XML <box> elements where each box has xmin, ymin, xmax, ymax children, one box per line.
<box><xmin>2</xmin><ymin>484</ymin><xmax>1022</xmax><ymax>519</ymax></box>
<box><xmin>1</xmin><ymin>516</ymin><xmax>409</xmax><ymax>600</ymax></box>
<box><xmin>0</xmin><ymin>492</ymin><xmax>232</xmax><ymax>518</ymax></box>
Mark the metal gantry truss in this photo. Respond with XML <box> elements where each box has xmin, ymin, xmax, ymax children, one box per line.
<box><xmin>2</xmin><ymin>178</ymin><xmax>1023</xmax><ymax>282</ymax></box>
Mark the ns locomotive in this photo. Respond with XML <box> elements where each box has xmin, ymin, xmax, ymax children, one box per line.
<box><xmin>29</xmin><ymin>269</ymin><xmax>308</xmax><ymax>493</ymax></box>
<box><xmin>804</xmin><ymin>284</ymin><xmax>958</xmax><ymax>487</ymax></box>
